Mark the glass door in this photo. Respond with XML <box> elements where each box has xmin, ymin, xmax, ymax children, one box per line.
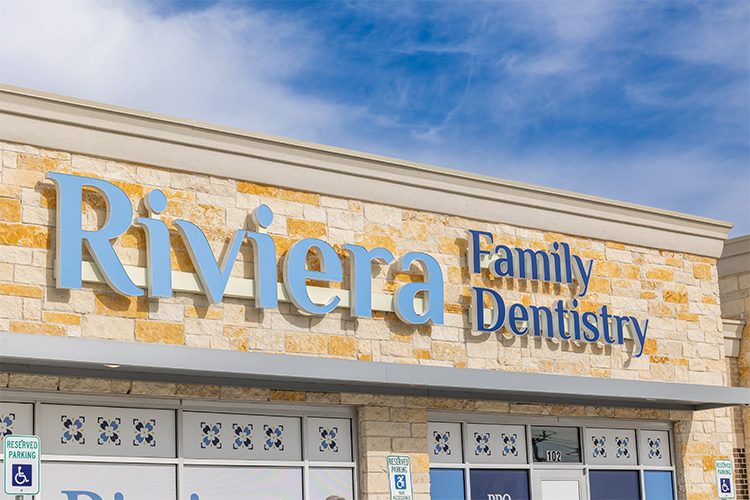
<box><xmin>532</xmin><ymin>469</ymin><xmax>586</xmax><ymax>500</ymax></box>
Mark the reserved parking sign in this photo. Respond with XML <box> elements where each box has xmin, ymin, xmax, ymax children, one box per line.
<box><xmin>4</xmin><ymin>435</ymin><xmax>40</xmax><ymax>495</ymax></box>
<box><xmin>716</xmin><ymin>459</ymin><xmax>735</xmax><ymax>499</ymax></box>
<box><xmin>387</xmin><ymin>455</ymin><xmax>413</xmax><ymax>500</ymax></box>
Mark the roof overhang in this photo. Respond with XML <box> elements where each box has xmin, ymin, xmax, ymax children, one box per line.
<box><xmin>1</xmin><ymin>332</ymin><xmax>747</xmax><ymax>411</ymax></box>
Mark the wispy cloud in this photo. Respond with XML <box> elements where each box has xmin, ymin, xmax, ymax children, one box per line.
<box><xmin>1</xmin><ymin>0</ymin><xmax>747</xmax><ymax>235</ymax></box>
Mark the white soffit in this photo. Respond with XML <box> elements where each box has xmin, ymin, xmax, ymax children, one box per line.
<box><xmin>0</xmin><ymin>85</ymin><xmax>732</xmax><ymax>257</ymax></box>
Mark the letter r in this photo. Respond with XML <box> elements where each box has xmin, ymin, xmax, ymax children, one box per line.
<box><xmin>48</xmin><ymin>172</ymin><xmax>142</xmax><ymax>296</ymax></box>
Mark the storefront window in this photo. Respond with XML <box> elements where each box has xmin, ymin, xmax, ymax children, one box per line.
<box><xmin>430</xmin><ymin>468</ymin><xmax>465</xmax><ymax>499</ymax></box>
<box><xmin>531</xmin><ymin>426</ymin><xmax>581</xmax><ymax>463</ymax></box>
<box><xmin>644</xmin><ymin>470</ymin><xmax>674</xmax><ymax>500</ymax></box>
<box><xmin>470</xmin><ymin>469</ymin><xmax>530</xmax><ymax>500</ymax></box>
<box><xmin>589</xmin><ymin>470</ymin><xmax>641</xmax><ymax>500</ymax></box>
<box><xmin>184</xmin><ymin>466</ymin><xmax>303</xmax><ymax>500</ymax></box>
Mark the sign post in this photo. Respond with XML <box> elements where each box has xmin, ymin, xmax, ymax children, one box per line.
<box><xmin>716</xmin><ymin>459</ymin><xmax>735</xmax><ymax>499</ymax></box>
<box><xmin>387</xmin><ymin>454</ymin><xmax>413</xmax><ymax>500</ymax></box>
<box><xmin>3</xmin><ymin>435</ymin><xmax>40</xmax><ymax>497</ymax></box>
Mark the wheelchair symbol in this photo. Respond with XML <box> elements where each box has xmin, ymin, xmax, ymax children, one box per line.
<box><xmin>12</xmin><ymin>464</ymin><xmax>32</xmax><ymax>486</ymax></box>
<box><xmin>720</xmin><ymin>477</ymin><xmax>732</xmax><ymax>493</ymax></box>
<box><xmin>394</xmin><ymin>474</ymin><xmax>407</xmax><ymax>489</ymax></box>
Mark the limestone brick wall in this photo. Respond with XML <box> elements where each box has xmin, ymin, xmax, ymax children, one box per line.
<box><xmin>0</xmin><ymin>140</ymin><xmax>729</xmax><ymax>386</ymax></box>
<box><xmin>0</xmin><ymin>371</ymin><xmax>737</xmax><ymax>500</ymax></box>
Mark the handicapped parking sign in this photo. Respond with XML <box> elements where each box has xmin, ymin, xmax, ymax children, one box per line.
<box><xmin>12</xmin><ymin>464</ymin><xmax>32</xmax><ymax>486</ymax></box>
<box><xmin>716</xmin><ymin>459</ymin><xmax>735</xmax><ymax>499</ymax></box>
<box><xmin>3</xmin><ymin>435</ymin><xmax>40</xmax><ymax>495</ymax></box>
<box><xmin>387</xmin><ymin>455</ymin><xmax>413</xmax><ymax>500</ymax></box>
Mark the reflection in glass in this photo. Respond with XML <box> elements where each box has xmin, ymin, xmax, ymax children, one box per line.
<box><xmin>430</xmin><ymin>469</ymin><xmax>465</xmax><ymax>500</ymax></box>
<box><xmin>589</xmin><ymin>470</ymin><xmax>641</xmax><ymax>500</ymax></box>
<box><xmin>470</xmin><ymin>469</ymin><xmax>530</xmax><ymax>500</ymax></box>
<box><xmin>309</xmin><ymin>467</ymin><xmax>354</xmax><ymax>500</ymax></box>
<box><xmin>531</xmin><ymin>426</ymin><xmax>581</xmax><ymax>463</ymax></box>
<box><xmin>644</xmin><ymin>470</ymin><xmax>674</xmax><ymax>500</ymax></box>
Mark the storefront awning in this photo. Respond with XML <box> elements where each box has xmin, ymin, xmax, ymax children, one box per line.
<box><xmin>1</xmin><ymin>332</ymin><xmax>747</xmax><ymax>411</ymax></box>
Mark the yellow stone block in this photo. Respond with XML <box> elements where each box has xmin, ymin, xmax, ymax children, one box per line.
<box><xmin>355</xmin><ymin>233</ymin><xmax>397</xmax><ymax>254</ymax></box>
<box><xmin>640</xmin><ymin>291</ymin><xmax>656</xmax><ymax>300</ymax></box>
<box><xmin>621</xmin><ymin>264</ymin><xmax>640</xmax><ymax>280</ymax></box>
<box><xmin>588</xmin><ymin>277</ymin><xmax>611</xmax><ymax>294</ymax></box>
<box><xmin>279</xmin><ymin>188</ymin><xmax>320</xmax><ymax>205</ymax></box>
<box><xmin>646</xmin><ymin>268</ymin><xmax>673</xmax><ymax>281</ymax></box>
<box><xmin>329</xmin><ymin>336</ymin><xmax>356</xmax><ymax>357</ymax></box>
<box><xmin>237</xmin><ymin>181</ymin><xmax>278</xmax><ymax>197</ymax></box>
<box><xmin>438</xmin><ymin>236</ymin><xmax>464</xmax><ymax>256</ymax></box>
<box><xmin>10</xmin><ymin>321</ymin><xmax>65</xmax><ymax>336</ymax></box>
<box><xmin>592</xmin><ymin>368</ymin><xmax>610</xmax><ymax>377</ymax></box>
<box><xmin>285</xmin><ymin>333</ymin><xmax>327</xmax><ymax>354</ymax></box>
<box><xmin>605</xmin><ymin>241</ymin><xmax>626</xmax><ymax>249</ymax></box>
<box><xmin>595</xmin><ymin>261</ymin><xmax>620</xmax><ymax>278</ymax></box>
<box><xmin>649</xmin><ymin>302</ymin><xmax>673</xmax><ymax>317</ymax></box>
<box><xmin>693</xmin><ymin>263</ymin><xmax>711</xmax><ymax>280</ymax></box>
<box><xmin>224</xmin><ymin>326</ymin><xmax>248</xmax><ymax>351</ymax></box>
<box><xmin>664</xmin><ymin>290</ymin><xmax>688</xmax><ymax>304</ymax></box>
<box><xmin>678</xmin><ymin>312</ymin><xmax>699</xmax><ymax>322</ymax></box>
<box><xmin>186</xmin><ymin>306</ymin><xmax>222</xmax><ymax>319</ymax></box>
<box><xmin>135</xmin><ymin>320</ymin><xmax>185</xmax><ymax>345</ymax></box>
<box><xmin>444</xmin><ymin>303</ymin><xmax>464</xmax><ymax>314</ymax></box>
<box><xmin>665</xmin><ymin>256</ymin><xmax>682</xmax><ymax>267</ymax></box>
<box><xmin>702</xmin><ymin>295</ymin><xmax>717</xmax><ymax>305</ymax></box>
<box><xmin>95</xmin><ymin>293</ymin><xmax>148</xmax><ymax>319</ymax></box>
<box><xmin>119</xmin><ymin>226</ymin><xmax>146</xmax><ymax>249</ymax></box>
<box><xmin>650</xmin><ymin>355</ymin><xmax>669</xmax><ymax>364</ymax></box>
<box><xmin>0</xmin><ymin>199</ymin><xmax>21</xmax><ymax>222</ymax></box>
<box><xmin>43</xmin><ymin>312</ymin><xmax>82</xmax><ymax>325</ymax></box>
<box><xmin>0</xmin><ymin>222</ymin><xmax>50</xmax><ymax>248</ymax></box>
<box><xmin>414</xmin><ymin>349</ymin><xmax>431</xmax><ymax>360</ymax></box>
<box><xmin>288</xmin><ymin>219</ymin><xmax>326</xmax><ymax>239</ymax></box>
<box><xmin>110</xmin><ymin>179</ymin><xmax>145</xmax><ymax>202</ymax></box>
<box><xmin>17</xmin><ymin>154</ymin><xmax>70</xmax><ymax>173</ymax></box>
<box><xmin>358</xmin><ymin>354</ymin><xmax>372</xmax><ymax>361</ymax></box>
<box><xmin>0</xmin><ymin>283</ymin><xmax>43</xmax><ymax>298</ymax></box>
<box><xmin>272</xmin><ymin>235</ymin><xmax>296</xmax><ymax>256</ymax></box>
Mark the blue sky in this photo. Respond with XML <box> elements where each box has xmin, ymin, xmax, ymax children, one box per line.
<box><xmin>2</xmin><ymin>0</ymin><xmax>749</xmax><ymax>236</ymax></box>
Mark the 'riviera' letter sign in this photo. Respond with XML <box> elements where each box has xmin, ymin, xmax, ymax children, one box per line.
<box><xmin>47</xmin><ymin>172</ymin><xmax>443</xmax><ymax>325</ymax></box>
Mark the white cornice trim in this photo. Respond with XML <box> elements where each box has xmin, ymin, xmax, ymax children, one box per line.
<box><xmin>0</xmin><ymin>84</ymin><xmax>732</xmax><ymax>257</ymax></box>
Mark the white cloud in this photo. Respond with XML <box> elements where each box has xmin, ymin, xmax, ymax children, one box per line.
<box><xmin>0</xmin><ymin>0</ymin><xmax>358</xmax><ymax>142</ymax></box>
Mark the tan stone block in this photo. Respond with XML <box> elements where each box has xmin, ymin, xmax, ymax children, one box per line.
<box><xmin>288</xmin><ymin>219</ymin><xmax>326</xmax><ymax>239</ymax></box>
<box><xmin>10</xmin><ymin>320</ymin><xmax>65</xmax><ymax>336</ymax></box>
<box><xmin>401</xmin><ymin>221</ymin><xmax>428</xmax><ymax>241</ymax></box>
<box><xmin>279</xmin><ymin>188</ymin><xmax>319</xmax><ymax>205</ymax></box>
<box><xmin>355</xmin><ymin>233</ymin><xmax>397</xmax><ymax>254</ymax></box>
<box><xmin>0</xmin><ymin>283</ymin><xmax>43</xmax><ymax>298</ymax></box>
<box><xmin>8</xmin><ymin>373</ymin><xmax>58</xmax><ymax>390</ymax></box>
<box><xmin>59</xmin><ymin>377</ymin><xmax>112</xmax><ymax>392</ymax></box>
<box><xmin>285</xmin><ymin>332</ymin><xmax>327</xmax><ymax>354</ymax></box>
<box><xmin>0</xmin><ymin>372</ymin><xmax>9</xmax><ymax>387</ymax></box>
<box><xmin>82</xmin><ymin>315</ymin><xmax>134</xmax><ymax>341</ymax></box>
<box><xmin>588</xmin><ymin>277</ymin><xmax>611</xmax><ymax>294</ymax></box>
<box><xmin>224</xmin><ymin>326</ymin><xmax>248</xmax><ymax>351</ymax></box>
<box><xmin>130</xmin><ymin>381</ymin><xmax>177</xmax><ymax>396</ymax></box>
<box><xmin>693</xmin><ymin>263</ymin><xmax>712</xmax><ymax>280</ymax></box>
<box><xmin>641</xmin><ymin>291</ymin><xmax>656</xmax><ymax>300</ymax></box>
<box><xmin>135</xmin><ymin>320</ymin><xmax>185</xmax><ymax>345</ymax></box>
<box><xmin>391</xmin><ymin>437</ymin><xmax>428</xmax><ymax>453</ymax></box>
<box><xmin>414</xmin><ymin>349</ymin><xmax>431</xmax><ymax>360</ymax></box>
<box><xmin>329</xmin><ymin>336</ymin><xmax>356</xmax><ymax>357</ymax></box>
<box><xmin>177</xmin><ymin>384</ymin><xmax>221</xmax><ymax>398</ymax></box>
<box><xmin>0</xmin><ymin>185</ymin><xmax>21</xmax><ymax>199</ymax></box>
<box><xmin>431</xmin><ymin>342</ymin><xmax>466</xmax><ymax>362</ymax></box>
<box><xmin>305</xmin><ymin>392</ymin><xmax>342</xmax><ymax>404</ymax></box>
<box><xmin>220</xmin><ymin>386</ymin><xmax>271</xmax><ymax>400</ymax></box>
<box><xmin>0</xmin><ymin>222</ymin><xmax>50</xmax><ymax>248</ymax></box>
<box><xmin>647</xmin><ymin>267</ymin><xmax>674</xmax><ymax>281</ymax></box>
<box><xmin>270</xmin><ymin>390</ymin><xmax>306</xmax><ymax>402</ymax></box>
<box><xmin>0</xmin><ymin>198</ymin><xmax>21</xmax><ymax>222</ymax></box>
<box><xmin>438</xmin><ymin>236</ymin><xmax>465</xmax><ymax>256</ymax></box>
<box><xmin>95</xmin><ymin>293</ymin><xmax>148</xmax><ymax>319</ymax></box>
<box><xmin>678</xmin><ymin>312</ymin><xmax>699</xmax><ymax>322</ymax></box>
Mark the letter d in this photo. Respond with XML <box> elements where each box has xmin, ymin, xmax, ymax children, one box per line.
<box><xmin>48</xmin><ymin>172</ymin><xmax>141</xmax><ymax>296</ymax></box>
<box><xmin>61</xmin><ymin>492</ymin><xmax>104</xmax><ymax>500</ymax></box>
<box><xmin>471</xmin><ymin>287</ymin><xmax>505</xmax><ymax>332</ymax></box>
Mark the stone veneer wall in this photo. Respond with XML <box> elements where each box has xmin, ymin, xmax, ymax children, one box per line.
<box><xmin>0</xmin><ymin>139</ymin><xmax>740</xmax><ymax>499</ymax></box>
<box><xmin>0</xmin><ymin>140</ymin><xmax>728</xmax><ymax>384</ymax></box>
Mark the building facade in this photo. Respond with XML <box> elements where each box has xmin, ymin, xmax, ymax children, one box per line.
<box><xmin>0</xmin><ymin>85</ymin><xmax>748</xmax><ymax>500</ymax></box>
